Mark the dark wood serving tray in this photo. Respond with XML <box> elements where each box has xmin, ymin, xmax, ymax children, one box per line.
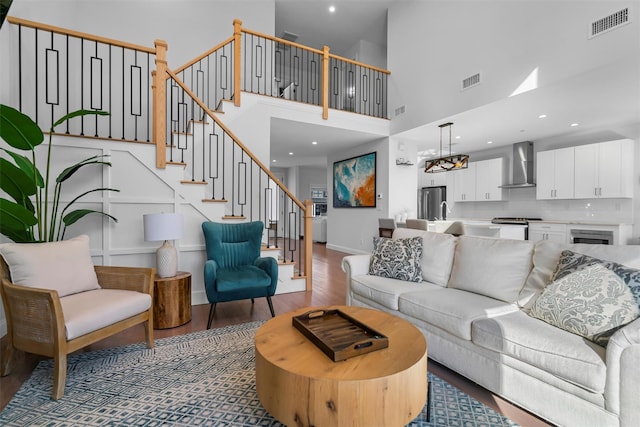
<box><xmin>292</xmin><ymin>309</ymin><xmax>389</xmax><ymax>362</ymax></box>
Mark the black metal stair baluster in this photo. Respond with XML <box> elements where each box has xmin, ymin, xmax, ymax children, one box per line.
<box><xmin>221</xmin><ymin>133</ymin><xmax>226</xmax><ymax>202</ymax></box>
<box><xmin>298</xmin><ymin>205</ymin><xmax>303</xmax><ymax>276</ymax></box>
<box><xmin>146</xmin><ymin>52</ymin><xmax>150</xmax><ymax>141</ymax></box>
<box><xmin>131</xmin><ymin>50</ymin><xmax>141</xmax><ymax>141</ymax></box>
<box><xmin>121</xmin><ymin>47</ymin><xmax>125</xmax><ymax>139</ymax></box>
<box><xmin>35</xmin><ymin>28</ymin><xmax>38</xmax><ymax>125</ymax></box>
<box><xmin>108</xmin><ymin>44</ymin><xmax>112</xmax><ymax>138</ymax></box>
<box><xmin>201</xmin><ymin>112</ymin><xmax>206</xmax><ymax>182</ymax></box>
<box><xmin>231</xmin><ymin>142</ymin><xmax>235</xmax><ymax>215</ymax></box>
<box><xmin>18</xmin><ymin>25</ymin><xmax>22</xmax><ymax>111</ymax></box>
<box><xmin>237</xmin><ymin>152</ymin><xmax>246</xmax><ymax>217</ymax></box>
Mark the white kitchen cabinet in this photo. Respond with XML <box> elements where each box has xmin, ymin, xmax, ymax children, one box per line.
<box><xmin>421</xmin><ymin>172</ymin><xmax>447</xmax><ymax>187</ymax></box>
<box><xmin>574</xmin><ymin>139</ymin><xmax>633</xmax><ymax>199</ymax></box>
<box><xmin>528</xmin><ymin>223</ymin><xmax>567</xmax><ymax>243</ymax></box>
<box><xmin>536</xmin><ymin>147</ymin><xmax>574</xmax><ymax>200</ymax></box>
<box><xmin>475</xmin><ymin>158</ymin><xmax>504</xmax><ymax>201</ymax></box>
<box><xmin>453</xmin><ymin>159</ymin><xmax>503</xmax><ymax>202</ymax></box>
<box><xmin>452</xmin><ymin>162</ymin><xmax>476</xmax><ymax>201</ymax></box>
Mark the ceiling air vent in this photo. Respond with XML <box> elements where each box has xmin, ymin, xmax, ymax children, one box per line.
<box><xmin>589</xmin><ymin>8</ymin><xmax>630</xmax><ymax>38</ymax></box>
<box><xmin>461</xmin><ymin>73</ymin><xmax>481</xmax><ymax>91</ymax></box>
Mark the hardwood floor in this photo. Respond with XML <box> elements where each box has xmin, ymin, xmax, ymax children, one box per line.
<box><xmin>0</xmin><ymin>242</ymin><xmax>551</xmax><ymax>426</ymax></box>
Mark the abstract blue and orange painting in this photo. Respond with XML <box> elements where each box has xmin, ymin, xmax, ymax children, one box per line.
<box><xmin>333</xmin><ymin>152</ymin><xmax>376</xmax><ymax>208</ymax></box>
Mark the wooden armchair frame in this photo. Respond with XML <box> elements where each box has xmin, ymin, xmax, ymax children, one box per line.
<box><xmin>0</xmin><ymin>256</ymin><xmax>155</xmax><ymax>400</ymax></box>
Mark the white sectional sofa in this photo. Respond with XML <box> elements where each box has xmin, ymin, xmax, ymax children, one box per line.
<box><xmin>341</xmin><ymin>228</ymin><xmax>640</xmax><ymax>427</ymax></box>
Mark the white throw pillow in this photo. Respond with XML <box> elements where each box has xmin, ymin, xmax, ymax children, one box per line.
<box><xmin>0</xmin><ymin>235</ymin><xmax>100</xmax><ymax>297</ymax></box>
<box><xmin>448</xmin><ymin>236</ymin><xmax>534</xmax><ymax>303</ymax></box>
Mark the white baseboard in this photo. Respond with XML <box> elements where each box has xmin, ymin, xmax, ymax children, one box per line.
<box><xmin>326</xmin><ymin>243</ymin><xmax>368</xmax><ymax>255</ymax></box>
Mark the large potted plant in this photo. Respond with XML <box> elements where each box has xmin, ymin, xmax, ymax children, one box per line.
<box><xmin>0</xmin><ymin>104</ymin><xmax>119</xmax><ymax>242</ymax></box>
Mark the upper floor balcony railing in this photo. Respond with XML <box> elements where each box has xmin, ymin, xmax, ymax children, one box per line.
<box><xmin>171</xmin><ymin>19</ymin><xmax>390</xmax><ymax>121</ymax></box>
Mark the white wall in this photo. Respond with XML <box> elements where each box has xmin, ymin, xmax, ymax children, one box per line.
<box><xmin>387</xmin><ymin>0</ymin><xmax>639</xmax><ymax>135</ymax></box>
<box><xmin>327</xmin><ymin>137</ymin><xmax>390</xmax><ymax>254</ymax></box>
<box><xmin>298</xmin><ymin>166</ymin><xmax>328</xmax><ymax>202</ymax></box>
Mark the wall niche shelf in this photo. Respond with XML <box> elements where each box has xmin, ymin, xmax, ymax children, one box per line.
<box><xmin>396</xmin><ymin>159</ymin><xmax>415</xmax><ymax>166</ymax></box>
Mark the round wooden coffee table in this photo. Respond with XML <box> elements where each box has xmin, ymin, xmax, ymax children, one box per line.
<box><xmin>255</xmin><ymin>305</ymin><xmax>427</xmax><ymax>426</ymax></box>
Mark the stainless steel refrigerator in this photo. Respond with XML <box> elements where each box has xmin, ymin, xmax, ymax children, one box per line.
<box><xmin>418</xmin><ymin>186</ymin><xmax>446</xmax><ymax>221</ymax></box>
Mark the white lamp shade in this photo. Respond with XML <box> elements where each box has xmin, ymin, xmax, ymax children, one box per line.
<box><xmin>143</xmin><ymin>213</ymin><xmax>184</xmax><ymax>242</ymax></box>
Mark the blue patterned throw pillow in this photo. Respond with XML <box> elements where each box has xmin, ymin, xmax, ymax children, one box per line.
<box><xmin>530</xmin><ymin>250</ymin><xmax>640</xmax><ymax>346</ymax></box>
<box><xmin>530</xmin><ymin>264</ymin><xmax>640</xmax><ymax>346</ymax></box>
<box><xmin>552</xmin><ymin>250</ymin><xmax>640</xmax><ymax>308</ymax></box>
<box><xmin>368</xmin><ymin>236</ymin><xmax>423</xmax><ymax>283</ymax></box>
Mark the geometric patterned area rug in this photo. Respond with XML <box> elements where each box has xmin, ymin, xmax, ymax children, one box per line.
<box><xmin>0</xmin><ymin>321</ymin><xmax>519</xmax><ymax>427</ymax></box>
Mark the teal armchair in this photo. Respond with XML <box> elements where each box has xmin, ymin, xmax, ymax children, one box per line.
<box><xmin>202</xmin><ymin>221</ymin><xmax>278</xmax><ymax>329</ymax></box>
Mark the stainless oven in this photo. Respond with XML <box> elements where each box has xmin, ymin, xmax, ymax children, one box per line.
<box><xmin>569</xmin><ymin>229</ymin><xmax>614</xmax><ymax>245</ymax></box>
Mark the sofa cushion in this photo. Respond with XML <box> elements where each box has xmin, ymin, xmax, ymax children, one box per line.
<box><xmin>0</xmin><ymin>235</ymin><xmax>100</xmax><ymax>297</ymax></box>
<box><xmin>369</xmin><ymin>236</ymin><xmax>423</xmax><ymax>282</ymax></box>
<box><xmin>448</xmin><ymin>236</ymin><xmax>534</xmax><ymax>304</ymax></box>
<box><xmin>530</xmin><ymin>263</ymin><xmax>639</xmax><ymax>346</ymax></box>
<box><xmin>394</xmin><ymin>228</ymin><xmax>456</xmax><ymax>287</ymax></box>
<box><xmin>472</xmin><ymin>311</ymin><xmax>606</xmax><ymax>393</ymax></box>
<box><xmin>398</xmin><ymin>288</ymin><xmax>519</xmax><ymax>340</ymax></box>
<box><xmin>350</xmin><ymin>274</ymin><xmax>442</xmax><ymax>310</ymax></box>
<box><xmin>61</xmin><ymin>289</ymin><xmax>152</xmax><ymax>340</ymax></box>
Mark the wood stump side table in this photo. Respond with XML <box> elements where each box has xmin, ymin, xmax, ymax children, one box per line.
<box><xmin>153</xmin><ymin>271</ymin><xmax>192</xmax><ymax>329</ymax></box>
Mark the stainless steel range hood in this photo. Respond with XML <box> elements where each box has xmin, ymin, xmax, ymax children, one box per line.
<box><xmin>500</xmin><ymin>141</ymin><xmax>536</xmax><ymax>188</ymax></box>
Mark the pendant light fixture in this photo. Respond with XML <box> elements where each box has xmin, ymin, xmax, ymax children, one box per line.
<box><xmin>424</xmin><ymin>122</ymin><xmax>470</xmax><ymax>173</ymax></box>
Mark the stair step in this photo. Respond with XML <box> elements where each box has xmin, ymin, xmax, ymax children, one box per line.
<box><xmin>222</xmin><ymin>215</ymin><xmax>246</xmax><ymax>220</ymax></box>
<box><xmin>189</xmin><ymin>119</ymin><xmax>209</xmax><ymax>125</ymax></box>
<box><xmin>261</xmin><ymin>246</ymin><xmax>280</xmax><ymax>252</ymax></box>
<box><xmin>171</xmin><ymin>131</ymin><xmax>193</xmax><ymax>136</ymax></box>
<box><xmin>202</xmin><ymin>198</ymin><xmax>228</xmax><ymax>203</ymax></box>
<box><xmin>278</xmin><ymin>259</ymin><xmax>295</xmax><ymax>266</ymax></box>
<box><xmin>167</xmin><ymin>161</ymin><xmax>186</xmax><ymax>166</ymax></box>
<box><xmin>180</xmin><ymin>180</ymin><xmax>207</xmax><ymax>185</ymax></box>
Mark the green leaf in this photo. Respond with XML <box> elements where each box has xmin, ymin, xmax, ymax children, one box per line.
<box><xmin>56</xmin><ymin>155</ymin><xmax>112</xmax><ymax>183</ymax></box>
<box><xmin>0</xmin><ymin>222</ymin><xmax>34</xmax><ymax>243</ymax></box>
<box><xmin>0</xmin><ymin>158</ymin><xmax>37</xmax><ymax>202</ymax></box>
<box><xmin>52</xmin><ymin>109</ymin><xmax>110</xmax><ymax>130</ymax></box>
<box><xmin>0</xmin><ymin>197</ymin><xmax>38</xmax><ymax>229</ymax></box>
<box><xmin>0</xmin><ymin>104</ymin><xmax>44</xmax><ymax>150</ymax></box>
<box><xmin>1</xmin><ymin>148</ymin><xmax>44</xmax><ymax>187</ymax></box>
<box><xmin>62</xmin><ymin>209</ymin><xmax>118</xmax><ymax>227</ymax></box>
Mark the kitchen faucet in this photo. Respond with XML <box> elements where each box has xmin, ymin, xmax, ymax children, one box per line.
<box><xmin>439</xmin><ymin>201</ymin><xmax>451</xmax><ymax>220</ymax></box>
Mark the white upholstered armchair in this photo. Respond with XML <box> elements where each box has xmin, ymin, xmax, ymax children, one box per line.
<box><xmin>0</xmin><ymin>235</ymin><xmax>155</xmax><ymax>400</ymax></box>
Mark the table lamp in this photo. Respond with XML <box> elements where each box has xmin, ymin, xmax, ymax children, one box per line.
<box><xmin>143</xmin><ymin>212</ymin><xmax>184</xmax><ymax>278</ymax></box>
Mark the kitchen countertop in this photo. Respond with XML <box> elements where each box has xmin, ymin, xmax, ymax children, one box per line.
<box><xmin>443</xmin><ymin>218</ymin><xmax>632</xmax><ymax>226</ymax></box>
<box><xmin>527</xmin><ymin>219</ymin><xmax>633</xmax><ymax>226</ymax></box>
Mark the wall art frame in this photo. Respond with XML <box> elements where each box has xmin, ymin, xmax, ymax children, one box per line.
<box><xmin>333</xmin><ymin>151</ymin><xmax>377</xmax><ymax>208</ymax></box>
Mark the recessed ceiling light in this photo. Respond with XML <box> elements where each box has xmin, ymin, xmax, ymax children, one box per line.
<box><xmin>455</xmin><ymin>135</ymin><xmax>461</xmax><ymax>139</ymax></box>
<box><xmin>538</xmin><ymin>114</ymin><xmax>547</xmax><ymax>119</ymax></box>
<box><xmin>571</xmin><ymin>123</ymin><xmax>579</xmax><ymax>127</ymax></box>
<box><xmin>329</xmin><ymin>5</ymin><xmax>336</xmax><ymax>13</ymax></box>
<box><xmin>312</xmin><ymin>141</ymin><xmax>318</xmax><ymax>145</ymax></box>
<box><xmin>289</xmin><ymin>152</ymin><xmax>294</xmax><ymax>155</ymax></box>
<box><xmin>487</xmin><ymin>141</ymin><xmax>493</xmax><ymax>144</ymax></box>
<box><xmin>272</xmin><ymin>159</ymin><xmax>277</xmax><ymax>163</ymax></box>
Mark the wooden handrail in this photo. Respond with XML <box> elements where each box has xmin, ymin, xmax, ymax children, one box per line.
<box><xmin>327</xmin><ymin>53</ymin><xmax>391</xmax><ymax>75</ymax></box>
<box><xmin>165</xmin><ymin>68</ymin><xmax>306</xmax><ymax>211</ymax></box>
<box><xmin>241</xmin><ymin>27</ymin><xmax>324</xmax><ymax>55</ymax></box>
<box><xmin>7</xmin><ymin>16</ymin><xmax>156</xmax><ymax>54</ymax></box>
<box><xmin>171</xmin><ymin>36</ymin><xmax>234</xmax><ymax>76</ymax></box>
